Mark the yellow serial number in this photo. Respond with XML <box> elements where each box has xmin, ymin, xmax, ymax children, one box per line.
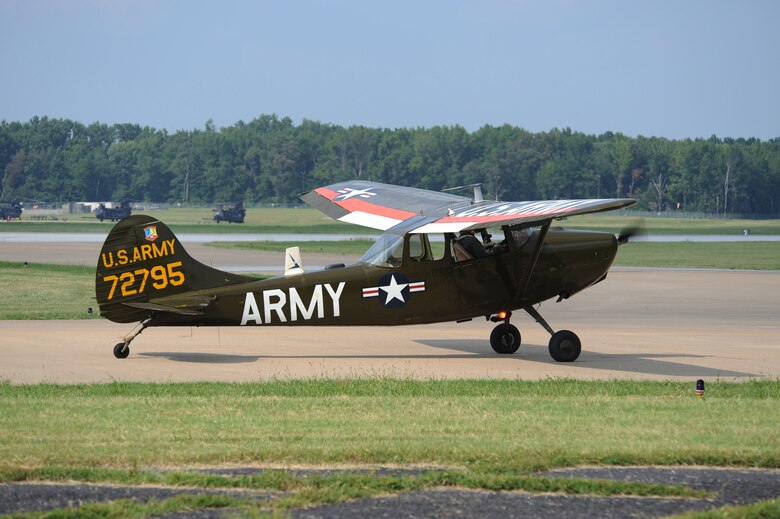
<box><xmin>103</xmin><ymin>261</ymin><xmax>185</xmax><ymax>300</ymax></box>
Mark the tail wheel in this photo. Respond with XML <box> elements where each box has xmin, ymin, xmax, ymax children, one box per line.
<box><xmin>113</xmin><ymin>342</ymin><xmax>130</xmax><ymax>359</ymax></box>
<box><xmin>490</xmin><ymin>323</ymin><xmax>521</xmax><ymax>354</ymax></box>
<box><xmin>548</xmin><ymin>330</ymin><xmax>581</xmax><ymax>362</ymax></box>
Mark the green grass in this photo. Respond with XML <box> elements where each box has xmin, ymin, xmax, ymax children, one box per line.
<box><xmin>5</xmin><ymin>207</ymin><xmax>780</xmax><ymax>235</ymax></box>
<box><xmin>5</xmin><ymin>379</ymin><xmax>772</xmax><ymax>516</ymax></box>
<box><xmin>2</xmin><ymin>207</ymin><xmax>369</xmax><ymax>234</ymax></box>
<box><xmin>554</xmin><ymin>214</ymin><xmax>780</xmax><ymax>235</ymax></box>
<box><xmin>0</xmin><ymin>262</ymin><xmax>97</xmax><ymax>319</ymax></box>
<box><xmin>1</xmin><ymin>380</ymin><xmax>778</xmax><ymax>470</ymax></box>
<box><xmin>614</xmin><ymin>242</ymin><xmax>780</xmax><ymax>270</ymax></box>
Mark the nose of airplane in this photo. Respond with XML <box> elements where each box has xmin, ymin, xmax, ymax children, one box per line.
<box><xmin>541</xmin><ymin>229</ymin><xmax>619</xmax><ymax>299</ymax></box>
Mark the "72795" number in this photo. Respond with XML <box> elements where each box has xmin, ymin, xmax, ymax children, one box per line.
<box><xmin>103</xmin><ymin>261</ymin><xmax>185</xmax><ymax>300</ymax></box>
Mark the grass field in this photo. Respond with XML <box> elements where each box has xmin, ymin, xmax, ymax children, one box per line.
<box><xmin>3</xmin><ymin>379</ymin><xmax>777</xmax><ymax>469</ymax></box>
<box><xmin>0</xmin><ymin>262</ymin><xmax>97</xmax><ymax>319</ymax></box>
<box><xmin>1</xmin><ymin>207</ymin><xmax>365</xmax><ymax>234</ymax></box>
<box><xmin>0</xmin><ymin>379</ymin><xmax>777</xmax><ymax>515</ymax></box>
<box><xmin>4</xmin><ymin>207</ymin><xmax>780</xmax><ymax>235</ymax></box>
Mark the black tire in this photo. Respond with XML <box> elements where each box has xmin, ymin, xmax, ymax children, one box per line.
<box><xmin>490</xmin><ymin>323</ymin><xmax>521</xmax><ymax>354</ymax></box>
<box><xmin>548</xmin><ymin>330</ymin><xmax>581</xmax><ymax>362</ymax></box>
<box><xmin>113</xmin><ymin>342</ymin><xmax>130</xmax><ymax>359</ymax></box>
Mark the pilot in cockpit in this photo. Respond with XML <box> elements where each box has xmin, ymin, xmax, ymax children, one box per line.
<box><xmin>455</xmin><ymin>229</ymin><xmax>493</xmax><ymax>259</ymax></box>
<box><xmin>455</xmin><ymin>229</ymin><xmax>496</xmax><ymax>261</ymax></box>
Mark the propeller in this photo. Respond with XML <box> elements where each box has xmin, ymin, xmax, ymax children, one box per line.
<box><xmin>617</xmin><ymin>221</ymin><xmax>645</xmax><ymax>245</ymax></box>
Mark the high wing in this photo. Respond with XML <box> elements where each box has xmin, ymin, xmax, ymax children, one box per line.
<box><xmin>301</xmin><ymin>180</ymin><xmax>636</xmax><ymax>233</ymax></box>
<box><xmin>300</xmin><ymin>180</ymin><xmax>467</xmax><ymax>231</ymax></box>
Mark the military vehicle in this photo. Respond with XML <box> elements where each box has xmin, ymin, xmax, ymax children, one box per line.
<box><xmin>0</xmin><ymin>199</ymin><xmax>23</xmax><ymax>220</ymax></box>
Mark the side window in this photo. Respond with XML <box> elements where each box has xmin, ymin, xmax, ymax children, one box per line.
<box><xmin>409</xmin><ymin>234</ymin><xmax>425</xmax><ymax>260</ymax></box>
<box><xmin>406</xmin><ymin>234</ymin><xmax>447</xmax><ymax>262</ymax></box>
<box><xmin>429</xmin><ymin>234</ymin><xmax>447</xmax><ymax>261</ymax></box>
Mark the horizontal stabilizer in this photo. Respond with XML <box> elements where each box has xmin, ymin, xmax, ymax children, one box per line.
<box><xmin>123</xmin><ymin>301</ymin><xmax>205</xmax><ymax>316</ymax></box>
<box><xmin>123</xmin><ymin>293</ymin><xmax>217</xmax><ymax>316</ymax></box>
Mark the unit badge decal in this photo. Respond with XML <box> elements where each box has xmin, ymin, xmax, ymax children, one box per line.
<box><xmin>143</xmin><ymin>225</ymin><xmax>158</xmax><ymax>242</ymax></box>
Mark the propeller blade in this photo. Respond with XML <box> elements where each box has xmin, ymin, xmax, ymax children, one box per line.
<box><xmin>617</xmin><ymin>221</ymin><xmax>645</xmax><ymax>245</ymax></box>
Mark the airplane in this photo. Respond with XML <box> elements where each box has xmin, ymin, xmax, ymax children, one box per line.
<box><xmin>96</xmin><ymin>180</ymin><xmax>636</xmax><ymax>361</ymax></box>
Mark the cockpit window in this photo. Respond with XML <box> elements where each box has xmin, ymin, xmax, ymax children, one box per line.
<box><xmin>360</xmin><ymin>234</ymin><xmax>404</xmax><ymax>267</ymax></box>
<box><xmin>510</xmin><ymin>228</ymin><xmax>534</xmax><ymax>249</ymax></box>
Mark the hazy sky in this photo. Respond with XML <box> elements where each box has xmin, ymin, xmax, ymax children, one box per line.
<box><xmin>1</xmin><ymin>0</ymin><xmax>778</xmax><ymax>139</ymax></box>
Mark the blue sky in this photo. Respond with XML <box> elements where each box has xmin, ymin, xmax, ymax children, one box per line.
<box><xmin>1</xmin><ymin>0</ymin><xmax>778</xmax><ymax>139</ymax></box>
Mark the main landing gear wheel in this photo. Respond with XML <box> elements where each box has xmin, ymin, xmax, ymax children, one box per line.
<box><xmin>113</xmin><ymin>342</ymin><xmax>130</xmax><ymax>359</ymax></box>
<box><xmin>548</xmin><ymin>330</ymin><xmax>581</xmax><ymax>362</ymax></box>
<box><xmin>490</xmin><ymin>323</ymin><xmax>521</xmax><ymax>354</ymax></box>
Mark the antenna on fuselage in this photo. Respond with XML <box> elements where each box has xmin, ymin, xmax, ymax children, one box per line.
<box><xmin>442</xmin><ymin>183</ymin><xmax>484</xmax><ymax>204</ymax></box>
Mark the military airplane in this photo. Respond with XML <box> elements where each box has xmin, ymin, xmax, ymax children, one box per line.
<box><xmin>96</xmin><ymin>181</ymin><xmax>636</xmax><ymax>361</ymax></box>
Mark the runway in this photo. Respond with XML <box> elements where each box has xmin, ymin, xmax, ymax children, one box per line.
<box><xmin>2</xmin><ymin>237</ymin><xmax>779</xmax><ymax>383</ymax></box>
<box><xmin>2</xmin><ymin>268</ymin><xmax>778</xmax><ymax>384</ymax></box>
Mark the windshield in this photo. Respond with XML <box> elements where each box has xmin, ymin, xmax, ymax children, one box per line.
<box><xmin>360</xmin><ymin>234</ymin><xmax>404</xmax><ymax>267</ymax></box>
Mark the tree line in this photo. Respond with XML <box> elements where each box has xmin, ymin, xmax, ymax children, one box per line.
<box><xmin>2</xmin><ymin>115</ymin><xmax>779</xmax><ymax>215</ymax></box>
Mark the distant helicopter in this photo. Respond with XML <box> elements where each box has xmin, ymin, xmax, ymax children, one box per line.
<box><xmin>96</xmin><ymin>201</ymin><xmax>132</xmax><ymax>222</ymax></box>
<box><xmin>213</xmin><ymin>201</ymin><xmax>246</xmax><ymax>223</ymax></box>
<box><xmin>97</xmin><ymin>180</ymin><xmax>637</xmax><ymax>361</ymax></box>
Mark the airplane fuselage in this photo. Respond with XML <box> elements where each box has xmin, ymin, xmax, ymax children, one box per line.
<box><xmin>145</xmin><ymin>228</ymin><xmax>618</xmax><ymax>328</ymax></box>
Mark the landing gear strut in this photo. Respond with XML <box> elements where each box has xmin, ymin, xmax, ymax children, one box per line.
<box><xmin>523</xmin><ymin>305</ymin><xmax>581</xmax><ymax>362</ymax></box>
<box><xmin>113</xmin><ymin>319</ymin><xmax>150</xmax><ymax>359</ymax></box>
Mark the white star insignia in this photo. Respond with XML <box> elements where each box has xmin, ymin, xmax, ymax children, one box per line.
<box><xmin>379</xmin><ymin>275</ymin><xmax>408</xmax><ymax>304</ymax></box>
<box><xmin>335</xmin><ymin>187</ymin><xmax>377</xmax><ymax>200</ymax></box>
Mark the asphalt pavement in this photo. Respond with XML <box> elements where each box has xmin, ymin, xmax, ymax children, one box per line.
<box><xmin>1</xmin><ymin>467</ymin><xmax>778</xmax><ymax>518</ymax></box>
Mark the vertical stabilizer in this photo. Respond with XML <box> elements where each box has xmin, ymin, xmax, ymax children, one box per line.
<box><xmin>96</xmin><ymin>215</ymin><xmax>252</xmax><ymax>323</ymax></box>
<box><xmin>284</xmin><ymin>246</ymin><xmax>305</xmax><ymax>276</ymax></box>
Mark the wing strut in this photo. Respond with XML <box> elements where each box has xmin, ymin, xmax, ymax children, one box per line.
<box><xmin>513</xmin><ymin>220</ymin><xmax>551</xmax><ymax>304</ymax></box>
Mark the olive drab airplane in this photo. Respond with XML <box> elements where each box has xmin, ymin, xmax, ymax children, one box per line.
<box><xmin>96</xmin><ymin>181</ymin><xmax>636</xmax><ymax>361</ymax></box>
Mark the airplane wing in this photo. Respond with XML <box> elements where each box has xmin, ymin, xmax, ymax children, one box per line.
<box><xmin>409</xmin><ymin>197</ymin><xmax>637</xmax><ymax>233</ymax></box>
<box><xmin>300</xmin><ymin>180</ymin><xmax>468</xmax><ymax>231</ymax></box>
<box><xmin>301</xmin><ymin>180</ymin><xmax>636</xmax><ymax>233</ymax></box>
